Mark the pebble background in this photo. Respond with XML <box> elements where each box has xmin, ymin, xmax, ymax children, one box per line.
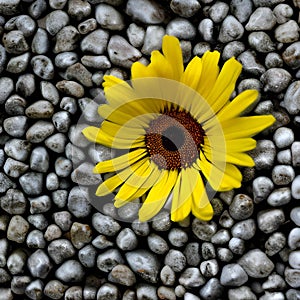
<box><xmin>0</xmin><ymin>0</ymin><xmax>300</xmax><ymax>299</ymax></box>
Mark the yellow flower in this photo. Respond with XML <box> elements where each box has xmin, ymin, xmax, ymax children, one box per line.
<box><xmin>82</xmin><ymin>35</ymin><xmax>275</xmax><ymax>222</ymax></box>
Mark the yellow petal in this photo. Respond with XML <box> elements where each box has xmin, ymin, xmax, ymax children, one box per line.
<box><xmin>217</xmin><ymin>90</ymin><xmax>259</xmax><ymax>121</ymax></box>
<box><xmin>101</xmin><ymin>120</ymin><xmax>145</xmax><ymax>138</ymax></box>
<box><xmin>181</xmin><ymin>56</ymin><xmax>203</xmax><ymax>90</ymax></box>
<box><xmin>93</xmin><ymin>149</ymin><xmax>147</xmax><ymax>173</ymax></box>
<box><xmin>139</xmin><ymin>169</ymin><xmax>178</xmax><ymax>222</ymax></box>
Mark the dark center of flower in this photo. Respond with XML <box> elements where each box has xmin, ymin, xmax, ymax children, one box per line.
<box><xmin>145</xmin><ymin>109</ymin><xmax>205</xmax><ymax>170</ymax></box>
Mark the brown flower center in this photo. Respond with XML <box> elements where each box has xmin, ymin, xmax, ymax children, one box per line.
<box><xmin>145</xmin><ymin>109</ymin><xmax>205</xmax><ymax>170</ymax></box>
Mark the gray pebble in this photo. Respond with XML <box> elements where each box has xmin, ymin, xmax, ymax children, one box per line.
<box><xmin>170</xmin><ymin>0</ymin><xmax>200</xmax><ymax>18</ymax></box>
<box><xmin>151</xmin><ymin>211</ymin><xmax>172</xmax><ymax>231</ymax></box>
<box><xmin>286</xmin><ymin>289</ymin><xmax>300</xmax><ymax>300</ymax></box>
<box><xmin>0</xmin><ymin>288</ymin><xmax>12</xmax><ymax>300</ymax></box>
<box><xmin>0</xmin><ymin>238</ymin><xmax>8</xmax><ymax>267</ymax></box>
<box><xmin>142</xmin><ymin>25</ymin><xmax>165</xmax><ymax>55</ymax></box>
<box><xmin>7</xmin><ymin>52</ymin><xmax>30</xmax><ymax>73</ymax></box>
<box><xmin>125</xmin><ymin>0</ymin><xmax>166</xmax><ymax>24</ymax></box>
<box><xmin>40</xmin><ymin>81</ymin><xmax>59</xmax><ymax>105</ymax></box>
<box><xmin>27</xmin><ymin>249</ymin><xmax>52</xmax><ymax>278</ymax></box>
<box><xmin>209</xmin><ymin>2</ymin><xmax>229</xmax><ymax>23</ymax></box>
<box><xmin>29</xmin><ymin>195</ymin><xmax>51</xmax><ymax>214</ymax></box>
<box><xmin>160</xmin><ymin>265</ymin><xmax>176</xmax><ymax>286</ymax></box>
<box><xmin>109</xmin><ymin>264</ymin><xmax>136</xmax><ymax>286</ymax></box>
<box><xmin>238</xmin><ymin>249</ymin><xmax>274</xmax><ymax>278</ymax></box>
<box><xmin>211</xmin><ymin>229</ymin><xmax>230</xmax><ymax>244</ymax></box>
<box><xmin>0</xmin><ymin>44</ymin><xmax>7</xmax><ymax>74</ymax></box>
<box><xmin>272</xmin><ymin>165</ymin><xmax>295</xmax><ymax>185</ymax></box>
<box><xmin>2</xmin><ymin>30</ymin><xmax>29</xmax><ymax>54</ymax></box>
<box><xmin>92</xmin><ymin>235</ymin><xmax>113</xmax><ymax>249</ymax></box>
<box><xmin>70</xmin><ymin>222</ymin><xmax>92</xmax><ymax>249</ymax></box>
<box><xmin>165</xmin><ymin>249</ymin><xmax>186</xmax><ymax>273</ymax></box>
<box><xmin>97</xmin><ymin>248</ymin><xmax>124</xmax><ymax>272</ymax></box>
<box><xmin>32</xmin><ymin>28</ymin><xmax>49</xmax><ymax>54</ymax></box>
<box><xmin>265</xmin><ymin>52</ymin><xmax>283</xmax><ymax>68</ymax></box>
<box><xmin>48</xmin><ymin>239</ymin><xmax>75</xmax><ymax>264</ymax></box>
<box><xmin>44</xmin><ymin>280</ymin><xmax>68</xmax><ymax>299</ymax></box>
<box><xmin>55</xmin><ymin>51</ymin><xmax>78</xmax><ymax>69</ymax></box>
<box><xmin>27</xmin><ymin>214</ymin><xmax>48</xmax><ymax>230</ymax></box>
<box><xmin>147</xmin><ymin>233</ymin><xmax>169</xmax><ymax>255</ymax></box>
<box><xmin>0</xmin><ymin>188</ymin><xmax>26</xmax><ymax>214</ymax></box>
<box><xmin>220</xmin><ymin>263</ymin><xmax>248</xmax><ymax>286</ymax></box>
<box><xmin>283</xmin><ymin>81</ymin><xmax>300</xmax><ymax>115</ymax></box>
<box><xmin>283</xmin><ymin>42</ymin><xmax>300</xmax><ymax>69</ymax></box>
<box><xmin>28</xmin><ymin>0</ymin><xmax>47</xmax><ymax>18</ymax></box>
<box><xmin>55</xmin><ymin>260</ymin><xmax>85</xmax><ymax>282</ymax></box>
<box><xmin>54</xmin><ymin>156</ymin><xmax>72</xmax><ymax>177</ymax></box>
<box><xmin>0</xmin><ymin>77</ymin><xmax>14</xmax><ymax>104</ymax></box>
<box><xmin>230</xmin><ymin>0</ymin><xmax>253</xmax><ymax>23</ymax></box>
<box><xmin>132</xmin><ymin>219</ymin><xmax>150</xmax><ymax>236</ymax></box>
<box><xmin>199</xmin><ymin>278</ymin><xmax>223</xmax><ymax>300</ymax></box>
<box><xmin>126</xmin><ymin>249</ymin><xmax>160</xmax><ymax>282</ymax></box>
<box><xmin>11</xmin><ymin>276</ymin><xmax>31</xmax><ymax>295</ymax></box>
<box><xmin>273</xmin><ymin>4</ymin><xmax>293</xmax><ymax>24</ymax></box>
<box><xmin>7</xmin><ymin>249</ymin><xmax>27</xmax><ymax>274</ymax></box>
<box><xmin>92</xmin><ymin>212</ymin><xmax>121</xmax><ymax>236</ymax></box>
<box><xmin>252</xmin><ymin>176</ymin><xmax>274</xmax><ymax>203</ymax></box>
<box><xmin>248</xmin><ymin>32</ymin><xmax>275</xmax><ymax>53</ymax></box>
<box><xmin>26</xmin><ymin>229</ymin><xmax>46</xmax><ymax>249</ymax></box>
<box><xmin>166</xmin><ymin>18</ymin><xmax>196</xmax><ymax>40</ymax></box>
<box><xmin>69</xmin><ymin>124</ymin><xmax>90</xmax><ymax>147</ymax></box>
<box><xmin>291</xmin><ymin>142</ymin><xmax>300</xmax><ymax>168</ymax></box>
<box><xmin>78</xmin><ymin>18</ymin><xmax>97</xmax><ymax>35</ymax></box>
<box><xmin>217</xmin><ymin>248</ymin><xmax>233</xmax><ymax>262</ymax></box>
<box><xmin>183</xmin><ymin>242</ymin><xmax>200</xmax><ymax>266</ymax></box>
<box><xmin>49</xmin><ymin>0</ymin><xmax>67</xmax><ymax>9</ymax></box>
<box><xmin>157</xmin><ymin>286</ymin><xmax>176</xmax><ymax>300</ymax></box>
<box><xmin>108</xmin><ymin>35</ymin><xmax>142</xmax><ymax>68</ymax></box>
<box><xmin>200</xmin><ymin>259</ymin><xmax>219</xmax><ymax>277</ymax></box>
<box><xmin>291</xmin><ymin>207</ymin><xmax>300</xmax><ymax>226</ymax></box>
<box><xmin>78</xmin><ymin>97</ymin><xmax>101</xmax><ymax>122</ymax></box>
<box><xmin>201</xmin><ymin>242</ymin><xmax>216</xmax><ymax>260</ymax></box>
<box><xmin>0</xmin><ymin>172</ymin><xmax>12</xmax><ymax>193</ymax></box>
<box><xmin>275</xmin><ymin>20</ymin><xmax>299</xmax><ymax>43</ymax></box>
<box><xmin>262</xmin><ymin>273</ymin><xmax>286</xmax><ymax>291</ymax></box>
<box><xmin>257</xmin><ymin>209</ymin><xmax>285</xmax><ymax>234</ymax></box>
<box><xmin>78</xmin><ymin>244</ymin><xmax>97</xmax><ymax>268</ymax></box>
<box><xmin>71</xmin><ymin>162</ymin><xmax>101</xmax><ymax>185</ymax></box>
<box><xmin>64</xmin><ymin>286</ymin><xmax>83</xmax><ymax>300</ymax></box>
<box><xmin>26</xmin><ymin>100</ymin><xmax>54</xmax><ymax>119</ymax></box>
<box><xmin>229</xmin><ymin>194</ymin><xmax>254</xmax><ymax>220</ymax></box>
<box><xmin>52</xmin><ymin>111</ymin><xmax>71</xmax><ymax>133</ymax></box>
<box><xmin>56</xmin><ymin>80</ymin><xmax>84</xmax><ymax>97</ymax></box>
<box><xmin>97</xmin><ymin>283</ymin><xmax>119</xmax><ymax>300</ymax></box>
<box><xmin>16</xmin><ymin>73</ymin><xmax>36</xmax><ymax>97</ymax></box>
<box><xmin>265</xmin><ymin>232</ymin><xmax>286</xmax><ymax>257</ymax></box>
<box><xmin>15</xmin><ymin>15</ymin><xmax>36</xmax><ymax>37</ymax></box>
<box><xmin>81</xmin><ymin>29</ymin><xmax>109</xmax><ymax>54</ymax></box>
<box><xmin>66</xmin><ymin>62</ymin><xmax>93</xmax><ymax>87</ymax></box>
<box><xmin>116</xmin><ymin>228</ymin><xmax>138</xmax><ymax>251</ymax></box>
<box><xmin>53</xmin><ymin>211</ymin><xmax>72</xmax><ymax>231</ymax></box>
<box><xmin>168</xmin><ymin>228</ymin><xmax>188</xmax><ymax>247</ymax></box>
<box><xmin>250</xmin><ymin>140</ymin><xmax>276</xmax><ymax>170</ymax></box>
<box><xmin>198</xmin><ymin>19</ymin><xmax>214</xmax><ymax>42</ymax></box>
<box><xmin>81</xmin><ymin>55</ymin><xmax>111</xmax><ymax>69</ymax></box>
<box><xmin>252</xmin><ymin>0</ymin><xmax>285</xmax><ymax>6</ymax></box>
<box><xmin>3</xmin><ymin>116</ymin><xmax>27</xmax><ymax>137</ymax></box>
<box><xmin>45</xmin><ymin>133</ymin><xmax>68</xmax><ymax>153</ymax></box>
<box><xmin>219</xmin><ymin>210</ymin><xmax>235</xmax><ymax>228</ymax></box>
<box><xmin>127</xmin><ymin>23</ymin><xmax>145</xmax><ymax>48</ymax></box>
<box><xmin>245</xmin><ymin>7</ymin><xmax>276</xmax><ymax>31</ymax></box>
<box><xmin>45</xmin><ymin>10</ymin><xmax>69</xmax><ymax>36</ymax></box>
<box><xmin>30</xmin><ymin>146</ymin><xmax>49</xmax><ymax>172</ymax></box>
<box><xmin>179</xmin><ymin>267</ymin><xmax>205</xmax><ymax>288</ymax></box>
<box><xmin>231</xmin><ymin>219</ymin><xmax>256</xmax><ymax>240</ymax></box>
<box><xmin>68</xmin><ymin>0</ymin><xmax>91</xmax><ymax>21</ymax></box>
<box><xmin>273</xmin><ymin>127</ymin><xmax>294</xmax><ymax>148</ymax></box>
<box><xmin>65</xmin><ymin>142</ymin><xmax>86</xmax><ymax>165</ymax></box>
<box><xmin>285</xmin><ymin>267</ymin><xmax>300</xmax><ymax>288</ymax></box>
<box><xmin>192</xmin><ymin>219</ymin><xmax>217</xmax><ymax>241</ymax></box>
<box><xmin>31</xmin><ymin>55</ymin><xmax>54</xmax><ymax>79</ymax></box>
<box><xmin>52</xmin><ymin>189</ymin><xmax>68</xmax><ymax>208</ymax></box>
<box><xmin>218</xmin><ymin>15</ymin><xmax>244</xmax><ymax>43</ymax></box>
<box><xmin>237</xmin><ymin>50</ymin><xmax>266</xmax><ymax>75</ymax></box>
<box><xmin>288</xmin><ymin>227</ymin><xmax>300</xmax><ymax>250</ymax></box>
<box><xmin>228</xmin><ymin>286</ymin><xmax>256</xmax><ymax>300</ymax></box>
<box><xmin>44</xmin><ymin>224</ymin><xmax>62</xmax><ymax>242</ymax></box>
<box><xmin>54</xmin><ymin>25</ymin><xmax>80</xmax><ymax>53</ymax></box>
<box><xmin>46</xmin><ymin>172</ymin><xmax>59</xmax><ymax>190</ymax></box>
<box><xmin>96</xmin><ymin>4</ymin><xmax>125</xmax><ymax>30</ymax></box>
<box><xmin>261</xmin><ymin>68</ymin><xmax>291</xmax><ymax>93</ymax></box>
<box><xmin>19</xmin><ymin>172</ymin><xmax>43</xmax><ymax>195</ymax></box>
<box><xmin>267</xmin><ymin>187</ymin><xmax>291</xmax><ymax>206</ymax></box>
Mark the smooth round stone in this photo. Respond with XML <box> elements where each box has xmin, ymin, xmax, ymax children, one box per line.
<box><xmin>275</xmin><ymin>20</ymin><xmax>299</xmax><ymax>43</ymax></box>
<box><xmin>78</xmin><ymin>97</ymin><xmax>100</xmax><ymax>123</ymax></box>
<box><xmin>16</xmin><ymin>73</ymin><xmax>35</xmax><ymax>97</ymax></box>
<box><xmin>170</xmin><ymin>0</ymin><xmax>200</xmax><ymax>17</ymax></box>
<box><xmin>3</xmin><ymin>116</ymin><xmax>27</xmax><ymax>137</ymax></box>
<box><xmin>192</xmin><ymin>219</ymin><xmax>217</xmax><ymax>241</ymax></box>
<box><xmin>160</xmin><ymin>265</ymin><xmax>176</xmax><ymax>286</ymax></box>
<box><xmin>147</xmin><ymin>233</ymin><xmax>169</xmax><ymax>255</ymax></box>
<box><xmin>52</xmin><ymin>111</ymin><xmax>71</xmax><ymax>133</ymax></box>
<box><xmin>2</xmin><ymin>30</ymin><xmax>29</xmax><ymax>54</ymax></box>
<box><xmin>245</xmin><ymin>7</ymin><xmax>276</xmax><ymax>31</ymax></box>
<box><xmin>48</xmin><ymin>239</ymin><xmax>75</xmax><ymax>264</ymax></box>
<box><xmin>166</xmin><ymin>18</ymin><xmax>196</xmax><ymax>40</ymax></box>
<box><xmin>231</xmin><ymin>219</ymin><xmax>256</xmax><ymax>240</ymax></box>
<box><xmin>285</xmin><ymin>267</ymin><xmax>300</xmax><ymax>288</ymax></box>
<box><xmin>44</xmin><ymin>224</ymin><xmax>62</xmax><ymax>242</ymax></box>
<box><xmin>273</xmin><ymin>4</ymin><xmax>293</xmax><ymax>24</ymax></box>
<box><xmin>283</xmin><ymin>43</ymin><xmax>300</xmax><ymax>69</ymax></box>
<box><xmin>49</xmin><ymin>0</ymin><xmax>67</xmax><ymax>9</ymax></box>
<box><xmin>27</xmin><ymin>249</ymin><xmax>52</xmax><ymax>279</ymax></box>
<box><xmin>68</xmin><ymin>0</ymin><xmax>91</xmax><ymax>20</ymax></box>
<box><xmin>25</xmin><ymin>100</ymin><xmax>54</xmax><ymax>119</ymax></box>
<box><xmin>55</xmin><ymin>52</ymin><xmax>78</xmax><ymax>69</ymax></box>
<box><xmin>11</xmin><ymin>276</ymin><xmax>31</xmax><ymax>295</ymax></box>
<box><xmin>252</xmin><ymin>176</ymin><xmax>274</xmax><ymax>203</ymax></box>
<box><xmin>286</xmin><ymin>289</ymin><xmax>300</xmax><ymax>300</ymax></box>
<box><xmin>78</xmin><ymin>18</ymin><xmax>97</xmax><ymax>34</ymax></box>
<box><xmin>272</xmin><ymin>165</ymin><xmax>295</xmax><ymax>185</ymax></box>
<box><xmin>132</xmin><ymin>219</ymin><xmax>150</xmax><ymax>236</ymax></box>
<box><xmin>45</xmin><ymin>133</ymin><xmax>67</xmax><ymax>153</ymax></box>
<box><xmin>71</xmin><ymin>162</ymin><xmax>101</xmax><ymax>185</ymax></box>
<box><xmin>7</xmin><ymin>249</ymin><xmax>27</xmax><ymax>274</ymax></box>
<box><xmin>208</xmin><ymin>1</ymin><xmax>229</xmax><ymax>23</ymax></box>
<box><xmin>181</xmin><ymin>40</ymin><xmax>191</xmax><ymax>63</ymax></box>
<box><xmin>30</xmin><ymin>146</ymin><xmax>49</xmax><ymax>172</ymax></box>
<box><xmin>6</xmin><ymin>53</ymin><xmax>30</xmax><ymax>73</ymax></box>
<box><xmin>0</xmin><ymin>288</ymin><xmax>12</xmax><ymax>299</ymax></box>
<box><xmin>273</xmin><ymin>127</ymin><xmax>294</xmax><ymax>148</ymax></box>
<box><xmin>26</xmin><ymin>229</ymin><xmax>46</xmax><ymax>249</ymax></box>
<box><xmin>0</xmin><ymin>188</ymin><xmax>26</xmax><ymax>214</ymax></box>
<box><xmin>125</xmin><ymin>0</ymin><xmax>166</xmax><ymax>24</ymax></box>
<box><xmin>78</xmin><ymin>245</ymin><xmax>97</xmax><ymax>268</ymax></box>
<box><xmin>198</xmin><ymin>19</ymin><xmax>214</xmax><ymax>42</ymax></box>
<box><xmin>45</xmin><ymin>10</ymin><xmax>69</xmax><ymax>36</ymax></box>
<box><xmin>265</xmin><ymin>52</ymin><xmax>283</xmax><ymax>68</ymax></box>
<box><xmin>218</xmin><ymin>210</ymin><xmax>234</xmax><ymax>228</ymax></box>
<box><xmin>229</xmin><ymin>194</ymin><xmax>254</xmax><ymax>220</ymax></box>
<box><xmin>65</xmin><ymin>142</ymin><xmax>85</xmax><ymax>165</ymax></box>
<box><xmin>218</xmin><ymin>15</ymin><xmax>244</xmax><ymax>43</ymax></box>
<box><xmin>95</xmin><ymin>4</ymin><xmax>124</xmax><ymax>30</ymax></box>
<box><xmin>97</xmin><ymin>283</ymin><xmax>119</xmax><ymax>300</ymax></box>
<box><xmin>116</xmin><ymin>228</ymin><xmax>138</xmax><ymax>251</ymax></box>
<box><xmin>228</xmin><ymin>286</ymin><xmax>256</xmax><ymax>300</ymax></box>
<box><xmin>291</xmin><ymin>142</ymin><xmax>300</xmax><ymax>167</ymax></box>
<box><xmin>211</xmin><ymin>229</ymin><xmax>230</xmax><ymax>244</ymax></box>
<box><xmin>0</xmin><ymin>238</ymin><xmax>9</xmax><ymax>267</ymax></box>
<box><xmin>142</xmin><ymin>25</ymin><xmax>165</xmax><ymax>55</ymax></box>
<box><xmin>52</xmin><ymin>189</ymin><xmax>68</xmax><ymax>208</ymax></box>
<box><xmin>108</xmin><ymin>264</ymin><xmax>136</xmax><ymax>286</ymax></box>
<box><xmin>15</xmin><ymin>15</ymin><xmax>36</xmax><ymax>37</ymax></box>
<box><xmin>168</xmin><ymin>228</ymin><xmax>188</xmax><ymax>247</ymax></box>
<box><xmin>44</xmin><ymin>280</ymin><xmax>68</xmax><ymax>299</ymax></box>
<box><xmin>250</xmin><ymin>140</ymin><xmax>276</xmax><ymax>170</ymax></box>
<box><xmin>238</xmin><ymin>249</ymin><xmax>274</xmax><ymax>278</ymax></box>
<box><xmin>92</xmin><ymin>235</ymin><xmax>113</xmax><ymax>250</ymax></box>
<box><xmin>54</xmin><ymin>25</ymin><xmax>80</xmax><ymax>53</ymax></box>
<box><xmin>217</xmin><ymin>248</ymin><xmax>233</xmax><ymax>262</ymax></box>
<box><xmin>64</xmin><ymin>286</ymin><xmax>83</xmax><ymax>300</ymax></box>
<box><xmin>237</xmin><ymin>50</ymin><xmax>266</xmax><ymax>75</ymax></box>
<box><xmin>248</xmin><ymin>32</ymin><xmax>275</xmax><ymax>53</ymax></box>
<box><xmin>53</xmin><ymin>211</ymin><xmax>72</xmax><ymax>231</ymax></box>
<box><xmin>31</xmin><ymin>55</ymin><xmax>54</xmax><ymax>80</ymax></box>
<box><xmin>262</xmin><ymin>273</ymin><xmax>287</xmax><ymax>291</ymax></box>
<box><xmin>19</xmin><ymin>172</ymin><xmax>43</xmax><ymax>195</ymax></box>
<box><xmin>179</xmin><ymin>267</ymin><xmax>205</xmax><ymax>288</ymax></box>
<box><xmin>92</xmin><ymin>212</ymin><xmax>121</xmax><ymax>236</ymax></box>
<box><xmin>151</xmin><ymin>211</ymin><xmax>172</xmax><ymax>231</ymax></box>
<box><xmin>261</xmin><ymin>68</ymin><xmax>291</xmax><ymax>93</ymax></box>
<box><xmin>97</xmin><ymin>249</ymin><xmax>124</xmax><ymax>272</ymax></box>
<box><xmin>157</xmin><ymin>286</ymin><xmax>176</xmax><ymax>300</ymax></box>
<box><xmin>200</xmin><ymin>259</ymin><xmax>219</xmax><ymax>277</ymax></box>
<box><xmin>291</xmin><ymin>207</ymin><xmax>300</xmax><ymax>226</ymax></box>
<box><xmin>183</xmin><ymin>243</ymin><xmax>200</xmax><ymax>266</ymax></box>
<box><xmin>32</xmin><ymin>28</ymin><xmax>49</xmax><ymax>54</ymax></box>
<box><xmin>199</xmin><ymin>278</ymin><xmax>223</xmax><ymax>300</ymax></box>
<box><xmin>265</xmin><ymin>232</ymin><xmax>286</xmax><ymax>256</ymax></box>
<box><xmin>81</xmin><ymin>29</ymin><xmax>109</xmax><ymax>54</ymax></box>
<box><xmin>29</xmin><ymin>195</ymin><xmax>51</xmax><ymax>214</ymax></box>
<box><xmin>56</xmin><ymin>80</ymin><xmax>84</xmax><ymax>97</ymax></box>
<box><xmin>54</xmin><ymin>157</ymin><xmax>72</xmax><ymax>177</ymax></box>
<box><xmin>267</xmin><ymin>187</ymin><xmax>291</xmax><ymax>207</ymax></box>
<box><xmin>66</xmin><ymin>62</ymin><xmax>93</xmax><ymax>87</ymax></box>
<box><xmin>220</xmin><ymin>264</ymin><xmax>248</xmax><ymax>286</ymax></box>
<box><xmin>0</xmin><ymin>77</ymin><xmax>14</xmax><ymax>104</ymax></box>
<box><xmin>201</xmin><ymin>242</ymin><xmax>216</xmax><ymax>260</ymax></box>
<box><xmin>28</xmin><ymin>0</ymin><xmax>47</xmax><ymax>18</ymax></box>
<box><xmin>81</xmin><ymin>55</ymin><xmax>111</xmax><ymax>69</ymax></box>
<box><xmin>257</xmin><ymin>209</ymin><xmax>285</xmax><ymax>234</ymax></box>
<box><xmin>127</xmin><ymin>23</ymin><xmax>145</xmax><ymax>48</ymax></box>
<box><xmin>108</xmin><ymin>35</ymin><xmax>142</xmax><ymax>68</ymax></box>
<box><xmin>27</xmin><ymin>214</ymin><xmax>48</xmax><ymax>230</ymax></box>
<box><xmin>40</xmin><ymin>81</ymin><xmax>59</xmax><ymax>105</ymax></box>
<box><xmin>165</xmin><ymin>250</ymin><xmax>186</xmax><ymax>273</ymax></box>
<box><xmin>288</xmin><ymin>228</ymin><xmax>300</xmax><ymax>250</ymax></box>
<box><xmin>55</xmin><ymin>260</ymin><xmax>85</xmax><ymax>283</ymax></box>
<box><xmin>68</xmin><ymin>124</ymin><xmax>89</xmax><ymax>148</ymax></box>
<box><xmin>230</xmin><ymin>0</ymin><xmax>253</xmax><ymax>23</ymax></box>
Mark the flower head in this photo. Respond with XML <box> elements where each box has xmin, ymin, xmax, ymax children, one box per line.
<box><xmin>82</xmin><ymin>36</ymin><xmax>275</xmax><ymax>222</ymax></box>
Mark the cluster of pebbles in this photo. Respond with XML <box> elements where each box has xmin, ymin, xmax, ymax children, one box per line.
<box><xmin>0</xmin><ymin>0</ymin><xmax>300</xmax><ymax>299</ymax></box>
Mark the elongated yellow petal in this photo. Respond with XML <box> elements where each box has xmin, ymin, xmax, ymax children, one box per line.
<box><xmin>93</xmin><ymin>149</ymin><xmax>147</xmax><ymax>173</ymax></box>
<box><xmin>139</xmin><ymin>170</ymin><xmax>178</xmax><ymax>222</ymax></box>
<box><xmin>101</xmin><ymin>120</ymin><xmax>145</xmax><ymax>138</ymax></box>
<box><xmin>217</xmin><ymin>90</ymin><xmax>259</xmax><ymax>121</ymax></box>
<box><xmin>181</xmin><ymin>56</ymin><xmax>203</xmax><ymax>90</ymax></box>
